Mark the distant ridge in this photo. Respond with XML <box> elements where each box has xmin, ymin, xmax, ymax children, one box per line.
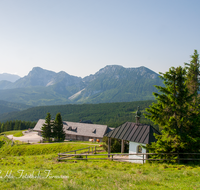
<box><xmin>0</xmin><ymin>65</ymin><xmax>163</xmax><ymax>106</ymax></box>
<box><xmin>0</xmin><ymin>73</ymin><xmax>21</xmax><ymax>82</ymax></box>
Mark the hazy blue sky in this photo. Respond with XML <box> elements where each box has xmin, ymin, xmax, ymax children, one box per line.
<box><xmin>0</xmin><ymin>0</ymin><xmax>200</xmax><ymax>78</ymax></box>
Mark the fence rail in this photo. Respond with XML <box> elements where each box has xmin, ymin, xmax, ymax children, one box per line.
<box><xmin>58</xmin><ymin>152</ymin><xmax>200</xmax><ymax>163</ymax></box>
<box><xmin>58</xmin><ymin>146</ymin><xmax>101</xmax><ymax>160</ymax></box>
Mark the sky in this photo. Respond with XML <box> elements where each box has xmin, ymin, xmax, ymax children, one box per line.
<box><xmin>0</xmin><ymin>0</ymin><xmax>200</xmax><ymax>78</ymax></box>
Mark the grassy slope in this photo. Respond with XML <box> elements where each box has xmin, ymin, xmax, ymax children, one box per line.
<box><xmin>0</xmin><ymin>140</ymin><xmax>199</xmax><ymax>189</ymax></box>
<box><xmin>0</xmin><ymin>154</ymin><xmax>199</xmax><ymax>190</ymax></box>
<box><xmin>0</xmin><ymin>135</ymin><xmax>99</xmax><ymax>156</ymax></box>
<box><xmin>2</xmin><ymin>130</ymin><xmax>25</xmax><ymax>137</ymax></box>
<box><xmin>0</xmin><ymin>143</ymin><xmax>96</xmax><ymax>156</ymax></box>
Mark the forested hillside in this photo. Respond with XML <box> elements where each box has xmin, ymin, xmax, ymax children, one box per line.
<box><xmin>0</xmin><ymin>100</ymin><xmax>158</xmax><ymax>130</ymax></box>
<box><xmin>0</xmin><ymin>120</ymin><xmax>36</xmax><ymax>133</ymax></box>
<box><xmin>0</xmin><ymin>100</ymin><xmax>31</xmax><ymax>114</ymax></box>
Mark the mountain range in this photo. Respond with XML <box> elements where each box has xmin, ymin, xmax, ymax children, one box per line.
<box><xmin>0</xmin><ymin>65</ymin><xmax>163</xmax><ymax>106</ymax></box>
<box><xmin>0</xmin><ymin>73</ymin><xmax>21</xmax><ymax>83</ymax></box>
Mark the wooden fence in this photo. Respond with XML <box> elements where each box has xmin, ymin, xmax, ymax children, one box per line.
<box><xmin>58</xmin><ymin>152</ymin><xmax>200</xmax><ymax>163</ymax></box>
<box><xmin>58</xmin><ymin>146</ymin><xmax>101</xmax><ymax>160</ymax></box>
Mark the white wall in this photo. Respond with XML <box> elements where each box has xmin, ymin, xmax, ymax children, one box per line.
<box><xmin>129</xmin><ymin>141</ymin><xmax>146</xmax><ymax>164</ymax></box>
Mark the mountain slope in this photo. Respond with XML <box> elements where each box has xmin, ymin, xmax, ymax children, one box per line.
<box><xmin>3</xmin><ymin>67</ymin><xmax>84</xmax><ymax>89</ymax></box>
<box><xmin>0</xmin><ymin>65</ymin><xmax>162</xmax><ymax>106</ymax></box>
<box><xmin>72</xmin><ymin>65</ymin><xmax>162</xmax><ymax>103</ymax></box>
<box><xmin>0</xmin><ymin>100</ymin><xmax>31</xmax><ymax>115</ymax></box>
<box><xmin>0</xmin><ymin>67</ymin><xmax>85</xmax><ymax>105</ymax></box>
<box><xmin>0</xmin><ymin>80</ymin><xmax>13</xmax><ymax>90</ymax></box>
<box><xmin>0</xmin><ymin>87</ymin><xmax>71</xmax><ymax>106</ymax></box>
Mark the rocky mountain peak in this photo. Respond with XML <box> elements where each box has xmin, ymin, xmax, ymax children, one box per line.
<box><xmin>28</xmin><ymin>67</ymin><xmax>55</xmax><ymax>77</ymax></box>
<box><xmin>97</xmin><ymin>65</ymin><xmax>124</xmax><ymax>74</ymax></box>
<box><xmin>0</xmin><ymin>65</ymin><xmax>162</xmax><ymax>105</ymax></box>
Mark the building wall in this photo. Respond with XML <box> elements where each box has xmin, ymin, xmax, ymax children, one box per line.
<box><xmin>129</xmin><ymin>141</ymin><xmax>146</xmax><ymax>164</ymax></box>
<box><xmin>65</xmin><ymin>134</ymin><xmax>103</xmax><ymax>142</ymax></box>
<box><xmin>38</xmin><ymin>131</ymin><xmax>42</xmax><ymax>136</ymax></box>
<box><xmin>35</xmin><ymin>131</ymin><xmax>103</xmax><ymax>142</ymax></box>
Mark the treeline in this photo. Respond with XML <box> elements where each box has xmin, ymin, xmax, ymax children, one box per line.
<box><xmin>0</xmin><ymin>120</ymin><xmax>36</xmax><ymax>133</ymax></box>
<box><xmin>0</xmin><ymin>100</ymin><xmax>158</xmax><ymax>130</ymax></box>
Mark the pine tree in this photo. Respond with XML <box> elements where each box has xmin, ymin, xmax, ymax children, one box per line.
<box><xmin>145</xmin><ymin>66</ymin><xmax>200</xmax><ymax>161</ymax></box>
<box><xmin>1</xmin><ymin>124</ymin><xmax>4</xmax><ymax>132</ymax></box>
<box><xmin>53</xmin><ymin>113</ymin><xmax>65</xmax><ymax>142</ymax></box>
<box><xmin>42</xmin><ymin>113</ymin><xmax>53</xmax><ymax>141</ymax></box>
<box><xmin>185</xmin><ymin>50</ymin><xmax>200</xmax><ymax>99</ymax></box>
<box><xmin>184</xmin><ymin>50</ymin><xmax>200</xmax><ymax>153</ymax></box>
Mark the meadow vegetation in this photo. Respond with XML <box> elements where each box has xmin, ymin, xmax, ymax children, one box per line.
<box><xmin>13</xmin><ymin>131</ymin><xmax>24</xmax><ymax>137</ymax></box>
<box><xmin>0</xmin><ymin>142</ymin><xmax>199</xmax><ymax>189</ymax></box>
<box><xmin>0</xmin><ymin>136</ymin><xmax>97</xmax><ymax>157</ymax></box>
<box><xmin>1</xmin><ymin>130</ymin><xmax>25</xmax><ymax>137</ymax></box>
<box><xmin>0</xmin><ymin>131</ymin><xmax>199</xmax><ymax>189</ymax></box>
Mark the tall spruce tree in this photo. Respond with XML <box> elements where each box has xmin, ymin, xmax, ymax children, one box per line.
<box><xmin>41</xmin><ymin>112</ymin><xmax>53</xmax><ymax>141</ymax></box>
<box><xmin>145</xmin><ymin>66</ymin><xmax>200</xmax><ymax>161</ymax></box>
<box><xmin>53</xmin><ymin>112</ymin><xmax>65</xmax><ymax>141</ymax></box>
<box><xmin>185</xmin><ymin>50</ymin><xmax>200</xmax><ymax>99</ymax></box>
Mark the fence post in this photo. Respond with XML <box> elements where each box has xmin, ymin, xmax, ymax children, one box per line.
<box><xmin>95</xmin><ymin>146</ymin><xmax>96</xmax><ymax>154</ymax></box>
<box><xmin>88</xmin><ymin>147</ymin><xmax>90</xmax><ymax>154</ymax></box>
<box><xmin>143</xmin><ymin>154</ymin><xmax>144</xmax><ymax>164</ymax></box>
<box><xmin>108</xmin><ymin>137</ymin><xmax>111</xmax><ymax>158</ymax></box>
<box><xmin>177</xmin><ymin>153</ymin><xmax>180</xmax><ymax>164</ymax></box>
<box><xmin>112</xmin><ymin>155</ymin><xmax>113</xmax><ymax>161</ymax></box>
<box><xmin>86</xmin><ymin>155</ymin><xmax>87</xmax><ymax>160</ymax></box>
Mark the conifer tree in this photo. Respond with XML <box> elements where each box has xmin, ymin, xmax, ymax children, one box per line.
<box><xmin>41</xmin><ymin>112</ymin><xmax>53</xmax><ymax>141</ymax></box>
<box><xmin>1</xmin><ymin>124</ymin><xmax>4</xmax><ymax>133</ymax></box>
<box><xmin>185</xmin><ymin>50</ymin><xmax>200</xmax><ymax>99</ymax></box>
<box><xmin>145</xmin><ymin>66</ymin><xmax>200</xmax><ymax>160</ymax></box>
<box><xmin>53</xmin><ymin>113</ymin><xmax>65</xmax><ymax>141</ymax></box>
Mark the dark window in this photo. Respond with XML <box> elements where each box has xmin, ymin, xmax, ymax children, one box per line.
<box><xmin>137</xmin><ymin>145</ymin><xmax>142</xmax><ymax>153</ymax></box>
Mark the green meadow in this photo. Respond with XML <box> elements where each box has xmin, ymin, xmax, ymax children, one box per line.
<box><xmin>2</xmin><ymin>130</ymin><xmax>25</xmax><ymax>137</ymax></box>
<box><xmin>0</xmin><ymin>153</ymin><xmax>200</xmax><ymax>190</ymax></box>
<box><xmin>0</xmin><ymin>133</ymin><xmax>199</xmax><ymax>190</ymax></box>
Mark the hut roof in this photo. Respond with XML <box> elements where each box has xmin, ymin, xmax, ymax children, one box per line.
<box><xmin>104</xmin><ymin>122</ymin><xmax>160</xmax><ymax>144</ymax></box>
<box><xmin>34</xmin><ymin>119</ymin><xmax>108</xmax><ymax>138</ymax></box>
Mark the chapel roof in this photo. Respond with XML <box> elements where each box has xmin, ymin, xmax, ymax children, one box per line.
<box><xmin>104</xmin><ymin>122</ymin><xmax>160</xmax><ymax>144</ymax></box>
